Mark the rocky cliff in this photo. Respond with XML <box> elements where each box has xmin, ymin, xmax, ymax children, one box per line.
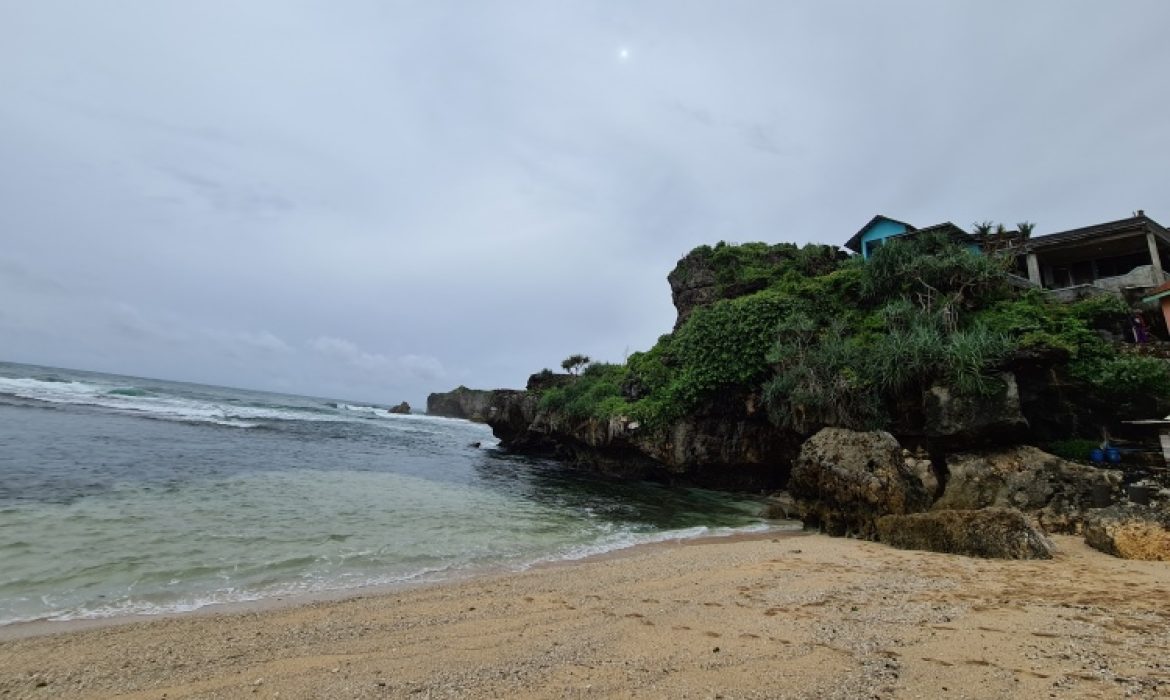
<box><xmin>426</xmin><ymin>386</ymin><xmax>494</xmax><ymax>422</ymax></box>
<box><xmin>482</xmin><ymin>379</ymin><xmax>799</xmax><ymax>490</ymax></box>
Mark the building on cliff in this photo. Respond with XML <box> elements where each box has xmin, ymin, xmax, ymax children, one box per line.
<box><xmin>846</xmin><ymin>211</ymin><xmax>1170</xmax><ymax>304</ymax></box>
<box><xmin>843</xmin><ymin>215</ymin><xmax>975</xmax><ymax>260</ymax></box>
<box><xmin>1008</xmin><ymin>211</ymin><xmax>1170</xmax><ymax>302</ymax></box>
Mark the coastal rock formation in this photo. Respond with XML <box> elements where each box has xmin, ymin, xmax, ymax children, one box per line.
<box><xmin>1083</xmin><ymin>504</ymin><xmax>1170</xmax><ymax>560</ymax></box>
<box><xmin>788</xmin><ymin>428</ymin><xmax>930</xmax><ymax>538</ymax></box>
<box><xmin>922</xmin><ymin>372</ymin><xmax>1029</xmax><ymax>446</ymax></box>
<box><xmin>426</xmin><ymin>386</ymin><xmax>494</xmax><ymax>422</ymax></box>
<box><xmin>876</xmin><ymin>508</ymin><xmax>1054</xmax><ymax>559</ymax></box>
<box><xmin>483</xmin><ymin>387</ymin><xmax>798</xmax><ymax>489</ymax></box>
<box><xmin>933</xmin><ymin>446</ymin><xmax>1123</xmax><ymax>533</ymax></box>
<box><xmin>388</xmin><ymin>401</ymin><xmax>411</xmax><ymax>414</ymax></box>
<box><xmin>667</xmin><ymin>250</ymin><xmax>720</xmax><ymax>331</ymax></box>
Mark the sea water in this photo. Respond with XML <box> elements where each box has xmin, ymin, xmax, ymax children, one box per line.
<box><xmin>0</xmin><ymin>361</ymin><xmax>794</xmax><ymax>627</ymax></box>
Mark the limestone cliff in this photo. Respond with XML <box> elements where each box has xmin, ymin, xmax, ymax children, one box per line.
<box><xmin>426</xmin><ymin>386</ymin><xmax>494</xmax><ymax>422</ymax></box>
<box><xmin>482</xmin><ymin>380</ymin><xmax>800</xmax><ymax>490</ymax></box>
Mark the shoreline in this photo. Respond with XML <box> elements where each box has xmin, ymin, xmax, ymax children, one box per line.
<box><xmin>2</xmin><ymin>532</ymin><xmax>1167</xmax><ymax>699</ymax></box>
<box><xmin>0</xmin><ymin>524</ymin><xmax>803</xmax><ymax>643</ymax></box>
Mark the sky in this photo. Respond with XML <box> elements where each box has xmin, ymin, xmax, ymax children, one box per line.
<box><xmin>2</xmin><ymin>1</ymin><xmax>1169</xmax><ymax>406</ymax></box>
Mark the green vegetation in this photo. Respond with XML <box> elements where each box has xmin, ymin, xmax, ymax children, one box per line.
<box><xmin>560</xmin><ymin>354</ymin><xmax>591</xmax><ymax>375</ymax></box>
<box><xmin>530</xmin><ymin>233</ymin><xmax>1170</xmax><ymax>435</ymax></box>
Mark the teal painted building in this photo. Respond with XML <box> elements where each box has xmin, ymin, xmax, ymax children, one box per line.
<box><xmin>844</xmin><ymin>215</ymin><xmax>974</xmax><ymax>259</ymax></box>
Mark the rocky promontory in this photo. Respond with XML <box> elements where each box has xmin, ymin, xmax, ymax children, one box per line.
<box><xmin>426</xmin><ymin>386</ymin><xmax>494</xmax><ymax>422</ymax></box>
<box><xmin>431</xmin><ymin>233</ymin><xmax>1170</xmax><ymax>558</ymax></box>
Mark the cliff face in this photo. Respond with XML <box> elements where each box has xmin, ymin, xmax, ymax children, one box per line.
<box><xmin>426</xmin><ymin>386</ymin><xmax>494</xmax><ymax>422</ymax></box>
<box><xmin>483</xmin><ymin>382</ymin><xmax>800</xmax><ymax>490</ymax></box>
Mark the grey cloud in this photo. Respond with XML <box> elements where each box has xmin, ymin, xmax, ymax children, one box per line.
<box><xmin>2</xmin><ymin>0</ymin><xmax>1168</xmax><ymax>406</ymax></box>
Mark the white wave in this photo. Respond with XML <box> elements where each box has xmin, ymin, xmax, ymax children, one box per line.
<box><xmin>2</xmin><ymin>564</ymin><xmax>461</xmax><ymax>626</ymax></box>
<box><xmin>530</xmin><ymin>521</ymin><xmax>785</xmax><ymax>566</ymax></box>
<box><xmin>0</xmin><ymin>376</ymin><xmax>340</xmax><ymax>427</ymax></box>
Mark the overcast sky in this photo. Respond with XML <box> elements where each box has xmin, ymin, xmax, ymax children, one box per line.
<box><xmin>2</xmin><ymin>1</ymin><xmax>1168</xmax><ymax>406</ymax></box>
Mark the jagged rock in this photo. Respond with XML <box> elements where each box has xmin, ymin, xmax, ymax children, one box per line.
<box><xmin>1083</xmin><ymin>504</ymin><xmax>1170</xmax><ymax>561</ymax></box>
<box><xmin>483</xmin><ymin>388</ymin><xmax>798</xmax><ymax>490</ymax></box>
<box><xmin>525</xmin><ymin>370</ymin><xmax>574</xmax><ymax>392</ymax></box>
<box><xmin>933</xmin><ymin>446</ymin><xmax>1123</xmax><ymax>534</ymax></box>
<box><xmin>667</xmin><ymin>253</ymin><xmax>720</xmax><ymax>331</ymax></box>
<box><xmin>388</xmin><ymin>401</ymin><xmax>411</xmax><ymax>414</ymax></box>
<box><xmin>788</xmin><ymin>428</ymin><xmax>930</xmax><ymax>538</ymax></box>
<box><xmin>902</xmin><ymin>448</ymin><xmax>939</xmax><ymax>500</ymax></box>
<box><xmin>426</xmin><ymin>386</ymin><xmax>494</xmax><ymax>421</ymax></box>
<box><xmin>923</xmin><ymin>372</ymin><xmax>1028</xmax><ymax>446</ymax></box>
<box><xmin>876</xmin><ymin>508</ymin><xmax>1054</xmax><ymax>559</ymax></box>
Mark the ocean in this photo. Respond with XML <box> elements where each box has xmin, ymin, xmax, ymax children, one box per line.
<box><xmin>0</xmin><ymin>361</ymin><xmax>793</xmax><ymax>628</ymax></box>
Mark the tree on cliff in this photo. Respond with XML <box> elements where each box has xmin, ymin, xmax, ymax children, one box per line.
<box><xmin>561</xmin><ymin>354</ymin><xmax>591</xmax><ymax>375</ymax></box>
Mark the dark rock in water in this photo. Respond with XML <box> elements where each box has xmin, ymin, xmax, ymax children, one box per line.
<box><xmin>922</xmin><ymin>372</ymin><xmax>1029</xmax><ymax>448</ymax></box>
<box><xmin>1083</xmin><ymin>503</ymin><xmax>1170</xmax><ymax>560</ymax></box>
<box><xmin>876</xmin><ymin>508</ymin><xmax>1054</xmax><ymax>559</ymax></box>
<box><xmin>933</xmin><ymin>446</ymin><xmax>1123</xmax><ymax>534</ymax></box>
<box><xmin>426</xmin><ymin>386</ymin><xmax>494</xmax><ymax>422</ymax></box>
<box><xmin>388</xmin><ymin>401</ymin><xmax>411</xmax><ymax>414</ymax></box>
<box><xmin>788</xmin><ymin>428</ymin><xmax>930</xmax><ymax>539</ymax></box>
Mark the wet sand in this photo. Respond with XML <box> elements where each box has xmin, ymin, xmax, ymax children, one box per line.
<box><xmin>1</xmin><ymin>533</ymin><xmax>1167</xmax><ymax>699</ymax></box>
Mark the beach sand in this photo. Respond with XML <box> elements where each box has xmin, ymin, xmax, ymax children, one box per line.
<box><xmin>1</xmin><ymin>533</ymin><xmax>1167</xmax><ymax>699</ymax></box>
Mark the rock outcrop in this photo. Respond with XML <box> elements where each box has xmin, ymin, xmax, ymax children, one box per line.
<box><xmin>788</xmin><ymin>428</ymin><xmax>930</xmax><ymax>538</ymax></box>
<box><xmin>667</xmin><ymin>252</ymin><xmax>721</xmax><ymax>331</ymax></box>
<box><xmin>388</xmin><ymin>401</ymin><xmax>411</xmax><ymax>414</ymax></box>
<box><xmin>1083</xmin><ymin>504</ymin><xmax>1170</xmax><ymax>561</ymax></box>
<box><xmin>426</xmin><ymin>386</ymin><xmax>495</xmax><ymax>422</ymax></box>
<box><xmin>876</xmin><ymin>508</ymin><xmax>1054</xmax><ymax>559</ymax></box>
<box><xmin>933</xmin><ymin>446</ymin><xmax>1123</xmax><ymax>533</ymax></box>
<box><xmin>483</xmin><ymin>387</ymin><xmax>798</xmax><ymax>490</ymax></box>
<box><xmin>922</xmin><ymin>372</ymin><xmax>1029</xmax><ymax>447</ymax></box>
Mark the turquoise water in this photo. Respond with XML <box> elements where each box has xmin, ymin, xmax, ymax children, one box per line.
<box><xmin>0</xmin><ymin>362</ymin><xmax>792</xmax><ymax>626</ymax></box>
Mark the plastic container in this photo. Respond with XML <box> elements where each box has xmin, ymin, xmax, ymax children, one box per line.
<box><xmin>1089</xmin><ymin>448</ymin><xmax>1105</xmax><ymax>463</ymax></box>
<box><xmin>1105</xmin><ymin>447</ymin><xmax>1121</xmax><ymax>464</ymax></box>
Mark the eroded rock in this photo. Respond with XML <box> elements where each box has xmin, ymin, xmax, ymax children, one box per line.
<box><xmin>1083</xmin><ymin>504</ymin><xmax>1170</xmax><ymax>561</ymax></box>
<box><xmin>923</xmin><ymin>372</ymin><xmax>1028</xmax><ymax>446</ymax></box>
<box><xmin>934</xmin><ymin>446</ymin><xmax>1122</xmax><ymax>533</ymax></box>
<box><xmin>876</xmin><ymin>508</ymin><xmax>1054</xmax><ymax>559</ymax></box>
<box><xmin>789</xmin><ymin>428</ymin><xmax>930</xmax><ymax>538</ymax></box>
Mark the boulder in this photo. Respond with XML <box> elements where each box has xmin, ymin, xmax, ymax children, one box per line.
<box><xmin>1083</xmin><ymin>504</ymin><xmax>1170</xmax><ymax>561</ymax></box>
<box><xmin>876</xmin><ymin>508</ymin><xmax>1054</xmax><ymax>559</ymax></box>
<box><xmin>388</xmin><ymin>401</ymin><xmax>411</xmax><ymax>414</ymax></box>
<box><xmin>923</xmin><ymin>372</ymin><xmax>1028</xmax><ymax>446</ymax></box>
<box><xmin>788</xmin><ymin>428</ymin><xmax>930</xmax><ymax>538</ymax></box>
<box><xmin>934</xmin><ymin>446</ymin><xmax>1123</xmax><ymax>534</ymax></box>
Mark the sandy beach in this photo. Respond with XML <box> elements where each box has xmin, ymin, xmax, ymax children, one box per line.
<box><xmin>1</xmin><ymin>532</ymin><xmax>1167</xmax><ymax>699</ymax></box>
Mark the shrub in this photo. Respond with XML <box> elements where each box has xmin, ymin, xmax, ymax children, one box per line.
<box><xmin>538</xmin><ymin>363</ymin><xmax>626</xmax><ymax>419</ymax></box>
